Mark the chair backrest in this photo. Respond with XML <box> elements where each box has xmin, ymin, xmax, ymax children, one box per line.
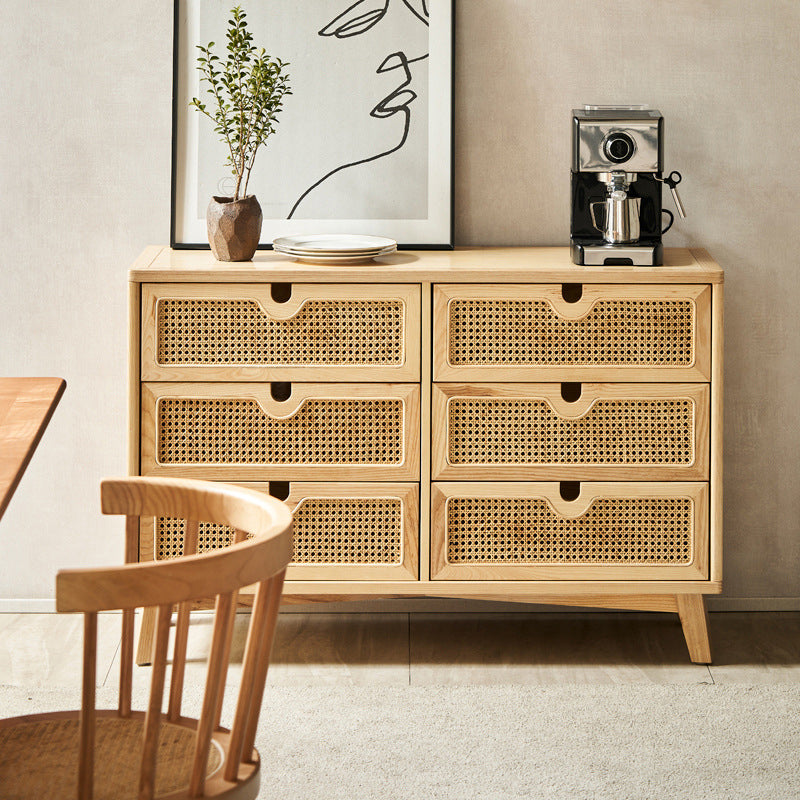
<box><xmin>56</xmin><ymin>477</ymin><xmax>293</xmax><ymax>800</ymax></box>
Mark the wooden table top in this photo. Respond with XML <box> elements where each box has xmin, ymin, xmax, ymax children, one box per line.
<box><xmin>0</xmin><ymin>377</ymin><xmax>66</xmax><ymax>522</ymax></box>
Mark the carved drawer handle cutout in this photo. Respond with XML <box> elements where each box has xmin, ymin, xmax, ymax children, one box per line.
<box><xmin>269</xmin><ymin>481</ymin><xmax>290</xmax><ymax>500</ymax></box>
<box><xmin>271</xmin><ymin>283</ymin><xmax>292</xmax><ymax>303</ymax></box>
<box><xmin>561</xmin><ymin>283</ymin><xmax>582</xmax><ymax>303</ymax></box>
<box><xmin>560</xmin><ymin>481</ymin><xmax>581</xmax><ymax>502</ymax></box>
<box><xmin>561</xmin><ymin>382</ymin><xmax>582</xmax><ymax>403</ymax></box>
<box><xmin>271</xmin><ymin>382</ymin><xmax>292</xmax><ymax>401</ymax></box>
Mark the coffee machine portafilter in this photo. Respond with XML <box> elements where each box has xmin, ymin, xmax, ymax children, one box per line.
<box><xmin>570</xmin><ymin>106</ymin><xmax>685</xmax><ymax>266</ymax></box>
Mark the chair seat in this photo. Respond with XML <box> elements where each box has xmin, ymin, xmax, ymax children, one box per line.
<box><xmin>0</xmin><ymin>710</ymin><xmax>226</xmax><ymax>800</ymax></box>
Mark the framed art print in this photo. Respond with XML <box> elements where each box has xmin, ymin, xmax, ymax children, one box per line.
<box><xmin>171</xmin><ymin>0</ymin><xmax>454</xmax><ymax>248</ymax></box>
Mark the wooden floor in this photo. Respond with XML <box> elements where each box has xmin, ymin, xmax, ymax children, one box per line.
<box><xmin>2</xmin><ymin>611</ymin><xmax>800</xmax><ymax>688</ymax></box>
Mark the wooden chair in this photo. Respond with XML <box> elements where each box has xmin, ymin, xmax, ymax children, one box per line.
<box><xmin>0</xmin><ymin>477</ymin><xmax>293</xmax><ymax>800</ymax></box>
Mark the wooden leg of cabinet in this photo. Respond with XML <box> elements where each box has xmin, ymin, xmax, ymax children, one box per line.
<box><xmin>676</xmin><ymin>594</ymin><xmax>712</xmax><ymax>664</ymax></box>
<box><xmin>136</xmin><ymin>606</ymin><xmax>158</xmax><ymax>666</ymax></box>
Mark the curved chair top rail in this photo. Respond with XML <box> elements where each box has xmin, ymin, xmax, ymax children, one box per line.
<box><xmin>56</xmin><ymin>477</ymin><xmax>293</xmax><ymax>613</ymax></box>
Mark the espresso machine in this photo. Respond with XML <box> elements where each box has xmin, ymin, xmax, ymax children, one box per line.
<box><xmin>570</xmin><ymin>106</ymin><xmax>685</xmax><ymax>266</ymax></box>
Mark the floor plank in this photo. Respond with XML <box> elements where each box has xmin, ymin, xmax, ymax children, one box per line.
<box><xmin>108</xmin><ymin>612</ymin><xmax>411</xmax><ymax>692</ymax></box>
<box><xmin>0</xmin><ymin>613</ymin><xmax>120</xmax><ymax>688</ymax></box>
<box><xmin>268</xmin><ymin>613</ymin><xmax>409</xmax><ymax>686</ymax></box>
<box><xmin>410</xmin><ymin>613</ymin><xmax>714</xmax><ymax>685</ymax></box>
<box><xmin>708</xmin><ymin>612</ymin><xmax>800</xmax><ymax>683</ymax></box>
<box><xmin>8</xmin><ymin>611</ymin><xmax>800</xmax><ymax>691</ymax></box>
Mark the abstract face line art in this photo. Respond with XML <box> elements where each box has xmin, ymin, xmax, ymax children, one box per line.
<box><xmin>287</xmin><ymin>0</ymin><xmax>429</xmax><ymax>220</ymax></box>
<box><xmin>319</xmin><ymin>0</ymin><xmax>429</xmax><ymax>38</ymax></box>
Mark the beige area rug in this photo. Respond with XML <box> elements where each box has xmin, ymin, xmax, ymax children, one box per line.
<box><xmin>1</xmin><ymin>684</ymin><xmax>799</xmax><ymax>800</ymax></box>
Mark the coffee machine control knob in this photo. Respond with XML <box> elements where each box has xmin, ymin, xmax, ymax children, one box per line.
<box><xmin>602</xmin><ymin>132</ymin><xmax>637</xmax><ymax>164</ymax></box>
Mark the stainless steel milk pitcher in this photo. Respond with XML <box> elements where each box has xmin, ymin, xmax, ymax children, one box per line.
<box><xmin>590</xmin><ymin>191</ymin><xmax>641</xmax><ymax>244</ymax></box>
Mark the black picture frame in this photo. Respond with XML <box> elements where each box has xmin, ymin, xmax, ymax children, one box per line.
<box><xmin>170</xmin><ymin>0</ymin><xmax>455</xmax><ymax>250</ymax></box>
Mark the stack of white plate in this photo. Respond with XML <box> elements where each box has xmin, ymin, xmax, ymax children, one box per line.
<box><xmin>272</xmin><ymin>234</ymin><xmax>397</xmax><ymax>264</ymax></box>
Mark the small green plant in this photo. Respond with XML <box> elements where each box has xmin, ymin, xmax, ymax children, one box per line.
<box><xmin>190</xmin><ymin>6</ymin><xmax>291</xmax><ymax>201</ymax></box>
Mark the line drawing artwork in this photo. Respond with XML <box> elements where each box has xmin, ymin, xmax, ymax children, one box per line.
<box><xmin>288</xmin><ymin>0</ymin><xmax>429</xmax><ymax>219</ymax></box>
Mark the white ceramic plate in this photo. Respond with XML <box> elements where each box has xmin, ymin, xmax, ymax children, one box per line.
<box><xmin>272</xmin><ymin>234</ymin><xmax>397</xmax><ymax>255</ymax></box>
<box><xmin>275</xmin><ymin>250</ymin><xmax>396</xmax><ymax>265</ymax></box>
<box><xmin>273</xmin><ymin>244</ymin><xmax>395</xmax><ymax>257</ymax></box>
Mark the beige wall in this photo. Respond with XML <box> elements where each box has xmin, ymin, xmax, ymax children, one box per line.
<box><xmin>1</xmin><ymin>1</ymin><xmax>797</xmax><ymax>607</ymax></box>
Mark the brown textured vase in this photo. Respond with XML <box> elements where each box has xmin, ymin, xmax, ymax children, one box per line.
<box><xmin>206</xmin><ymin>195</ymin><xmax>263</xmax><ymax>261</ymax></box>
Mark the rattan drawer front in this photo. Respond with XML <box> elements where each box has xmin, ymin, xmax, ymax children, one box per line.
<box><xmin>140</xmin><ymin>482</ymin><xmax>418</xmax><ymax>581</ymax></box>
<box><xmin>433</xmin><ymin>284</ymin><xmax>711</xmax><ymax>381</ymax></box>
<box><xmin>432</xmin><ymin>383</ymin><xmax>709</xmax><ymax>480</ymax></box>
<box><xmin>142</xmin><ymin>283</ymin><xmax>420</xmax><ymax>381</ymax></box>
<box><xmin>141</xmin><ymin>383</ymin><xmax>420</xmax><ymax>480</ymax></box>
<box><xmin>431</xmin><ymin>482</ymin><xmax>708</xmax><ymax>581</ymax></box>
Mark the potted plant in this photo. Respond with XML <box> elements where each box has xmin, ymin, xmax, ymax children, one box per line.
<box><xmin>191</xmin><ymin>6</ymin><xmax>291</xmax><ymax>261</ymax></box>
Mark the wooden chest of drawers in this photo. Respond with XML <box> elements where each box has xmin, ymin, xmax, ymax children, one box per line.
<box><xmin>129</xmin><ymin>246</ymin><xmax>723</xmax><ymax>664</ymax></box>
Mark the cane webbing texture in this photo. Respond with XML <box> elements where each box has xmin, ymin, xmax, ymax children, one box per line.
<box><xmin>448</xmin><ymin>299</ymin><xmax>695</xmax><ymax>366</ymax></box>
<box><xmin>446</xmin><ymin>497</ymin><xmax>693</xmax><ymax>564</ymax></box>
<box><xmin>0</xmin><ymin>715</ymin><xmax>221</xmax><ymax>800</ymax></box>
<box><xmin>448</xmin><ymin>398</ymin><xmax>694</xmax><ymax>465</ymax></box>
<box><xmin>157</xmin><ymin>397</ymin><xmax>404</xmax><ymax>465</ymax></box>
<box><xmin>157</xmin><ymin>298</ymin><xmax>405</xmax><ymax>366</ymax></box>
<box><xmin>157</xmin><ymin>497</ymin><xmax>403</xmax><ymax>565</ymax></box>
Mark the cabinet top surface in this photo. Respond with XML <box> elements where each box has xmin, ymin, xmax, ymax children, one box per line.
<box><xmin>130</xmin><ymin>246</ymin><xmax>723</xmax><ymax>284</ymax></box>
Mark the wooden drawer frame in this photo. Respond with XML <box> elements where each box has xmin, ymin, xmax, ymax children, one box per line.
<box><xmin>433</xmin><ymin>283</ymin><xmax>711</xmax><ymax>382</ymax></box>
<box><xmin>141</xmin><ymin>382</ymin><xmax>420</xmax><ymax>481</ymax></box>
<box><xmin>432</xmin><ymin>382</ymin><xmax>710</xmax><ymax>480</ymax></box>
<box><xmin>140</xmin><ymin>482</ymin><xmax>419</xmax><ymax>582</ymax></box>
<box><xmin>129</xmin><ymin>246</ymin><xmax>723</xmax><ymax>666</ymax></box>
<box><xmin>142</xmin><ymin>283</ymin><xmax>421</xmax><ymax>382</ymax></box>
<box><xmin>431</xmin><ymin>482</ymin><xmax>709</xmax><ymax>582</ymax></box>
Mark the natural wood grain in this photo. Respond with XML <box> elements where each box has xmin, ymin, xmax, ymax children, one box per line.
<box><xmin>279</xmin><ymin>483</ymin><xmax>418</xmax><ymax>581</ymax></box>
<box><xmin>677</xmin><ymin>594</ymin><xmax>712</xmax><ymax>664</ymax></box>
<box><xmin>129</xmin><ymin>281</ymin><xmax>141</xmax><ymax>480</ymax></box>
<box><xmin>141</xmin><ymin>282</ymin><xmax>421</xmax><ymax>383</ymax></box>
<box><xmin>213</xmin><ymin>528</ymin><xmax>248</xmax><ymax>730</ymax></box>
<box><xmin>0</xmin><ymin>476</ymin><xmax>293</xmax><ymax>800</ymax></box>
<box><xmin>432</xmin><ymin>382</ymin><xmax>710</xmax><ymax>481</ymax></box>
<box><xmin>279</xmin><ymin>579</ymin><xmax>722</xmax><ymax>598</ymax></box>
<box><xmin>710</xmin><ymin>281</ymin><xmax>724</xmax><ymax>583</ymax></box>
<box><xmin>419</xmin><ymin>282</ymin><xmax>432</xmax><ymax>581</ymax></box>
<box><xmin>139</xmin><ymin>602</ymin><xmax>171</xmax><ymax>800</ymax></box>
<box><xmin>433</xmin><ymin>283</ymin><xmax>712</xmax><ymax>382</ymax></box>
<box><xmin>77</xmin><ymin>612</ymin><xmax>97</xmax><ymax>800</ymax></box>
<box><xmin>225</xmin><ymin>577</ymin><xmax>273</xmax><ymax>779</ymax></box>
<box><xmin>431</xmin><ymin>482</ymin><xmax>709</xmax><ymax>581</ymax></box>
<box><xmin>130</xmin><ymin>246</ymin><xmax>724</xmax><ymax>284</ymax></box>
<box><xmin>0</xmin><ymin>377</ymin><xmax>65</xmax><ymax>521</ymax></box>
<box><xmin>239</xmin><ymin>572</ymin><xmax>285</xmax><ymax>758</ymax></box>
<box><xmin>136</xmin><ymin>607</ymin><xmax>157</xmax><ymax>667</ymax></box>
<box><xmin>120</xmin><ymin>515</ymin><xmax>139</xmax><ymax>716</ymax></box>
<box><xmin>189</xmin><ymin>592</ymin><xmax>233</xmax><ymax>797</ymax></box>
<box><xmin>58</xmin><ymin>480</ymin><xmax>292</xmax><ymax>613</ymax></box>
<box><xmin>139</xmin><ymin>482</ymin><xmax>420</xmax><ymax>583</ymax></box>
<box><xmin>167</xmin><ymin>519</ymin><xmax>198</xmax><ymax>722</ymax></box>
<box><xmin>128</xmin><ymin>246</ymin><xmax>723</xmax><ymax>665</ymax></box>
<box><xmin>140</xmin><ymin>382</ymin><xmax>420</xmax><ymax>482</ymax></box>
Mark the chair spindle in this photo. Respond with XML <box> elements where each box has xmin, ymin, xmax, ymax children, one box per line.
<box><xmin>212</xmin><ymin>528</ymin><xmax>248</xmax><ymax>731</ymax></box>
<box><xmin>119</xmin><ymin>514</ymin><xmax>140</xmax><ymax>718</ymax></box>
<box><xmin>240</xmin><ymin>570</ymin><xmax>285</xmax><ymax>761</ymax></box>
<box><xmin>168</xmin><ymin>519</ymin><xmax>200</xmax><ymax>722</ymax></box>
<box><xmin>138</xmin><ymin>603</ymin><xmax>172</xmax><ymax>800</ymax></box>
<box><xmin>78</xmin><ymin>611</ymin><xmax>98</xmax><ymax>800</ymax></box>
<box><xmin>189</xmin><ymin>591</ymin><xmax>235</xmax><ymax>797</ymax></box>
